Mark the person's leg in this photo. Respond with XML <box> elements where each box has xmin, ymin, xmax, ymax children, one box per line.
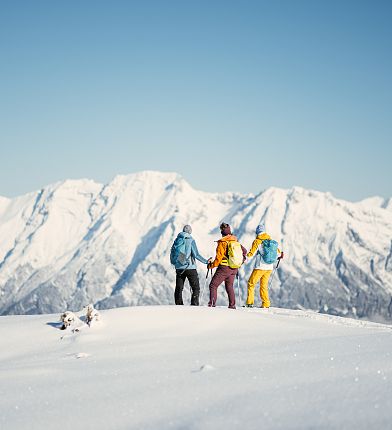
<box><xmin>259</xmin><ymin>270</ymin><xmax>272</xmax><ymax>308</ymax></box>
<box><xmin>246</xmin><ymin>270</ymin><xmax>263</xmax><ymax>306</ymax></box>
<box><xmin>187</xmin><ymin>269</ymin><xmax>200</xmax><ymax>306</ymax></box>
<box><xmin>224</xmin><ymin>268</ymin><xmax>237</xmax><ymax>309</ymax></box>
<box><xmin>208</xmin><ymin>267</ymin><xmax>225</xmax><ymax>307</ymax></box>
<box><xmin>174</xmin><ymin>270</ymin><xmax>186</xmax><ymax>305</ymax></box>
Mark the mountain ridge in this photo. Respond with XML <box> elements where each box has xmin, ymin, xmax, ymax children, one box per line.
<box><xmin>0</xmin><ymin>171</ymin><xmax>391</xmax><ymax>321</ymax></box>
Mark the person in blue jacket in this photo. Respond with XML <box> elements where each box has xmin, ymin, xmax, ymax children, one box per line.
<box><xmin>170</xmin><ymin>225</ymin><xmax>209</xmax><ymax>305</ymax></box>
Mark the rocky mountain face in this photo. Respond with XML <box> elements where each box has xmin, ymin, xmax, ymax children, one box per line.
<box><xmin>0</xmin><ymin>171</ymin><xmax>391</xmax><ymax>322</ymax></box>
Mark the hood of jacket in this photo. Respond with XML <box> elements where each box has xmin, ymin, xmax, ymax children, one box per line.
<box><xmin>177</xmin><ymin>231</ymin><xmax>191</xmax><ymax>239</ymax></box>
<box><xmin>174</xmin><ymin>231</ymin><xmax>191</xmax><ymax>244</ymax></box>
<box><xmin>217</xmin><ymin>234</ymin><xmax>238</xmax><ymax>243</ymax></box>
<box><xmin>257</xmin><ymin>233</ymin><xmax>270</xmax><ymax>241</ymax></box>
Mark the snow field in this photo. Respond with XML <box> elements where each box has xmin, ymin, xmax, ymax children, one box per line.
<box><xmin>1</xmin><ymin>305</ymin><xmax>391</xmax><ymax>430</ymax></box>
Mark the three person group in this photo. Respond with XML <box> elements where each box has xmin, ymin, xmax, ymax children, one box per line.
<box><xmin>170</xmin><ymin>222</ymin><xmax>283</xmax><ymax>309</ymax></box>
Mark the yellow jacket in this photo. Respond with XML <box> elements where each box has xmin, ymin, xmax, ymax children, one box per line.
<box><xmin>247</xmin><ymin>233</ymin><xmax>281</xmax><ymax>269</ymax></box>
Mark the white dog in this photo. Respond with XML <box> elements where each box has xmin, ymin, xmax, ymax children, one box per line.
<box><xmin>59</xmin><ymin>311</ymin><xmax>78</xmax><ymax>330</ymax></box>
<box><xmin>84</xmin><ymin>304</ymin><xmax>100</xmax><ymax>326</ymax></box>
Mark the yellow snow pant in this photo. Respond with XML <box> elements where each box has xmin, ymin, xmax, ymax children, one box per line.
<box><xmin>246</xmin><ymin>269</ymin><xmax>272</xmax><ymax>307</ymax></box>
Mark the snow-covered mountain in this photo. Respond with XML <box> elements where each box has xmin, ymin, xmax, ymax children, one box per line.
<box><xmin>0</xmin><ymin>171</ymin><xmax>391</xmax><ymax>321</ymax></box>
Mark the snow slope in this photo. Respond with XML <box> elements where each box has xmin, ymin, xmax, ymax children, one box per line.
<box><xmin>0</xmin><ymin>171</ymin><xmax>391</xmax><ymax>321</ymax></box>
<box><xmin>0</xmin><ymin>306</ymin><xmax>391</xmax><ymax>430</ymax></box>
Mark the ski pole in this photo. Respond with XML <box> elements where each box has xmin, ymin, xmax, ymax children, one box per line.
<box><xmin>267</xmin><ymin>256</ymin><xmax>282</xmax><ymax>290</ymax></box>
<box><xmin>200</xmin><ymin>268</ymin><xmax>210</xmax><ymax>306</ymax></box>
<box><xmin>269</xmin><ymin>239</ymin><xmax>284</xmax><ymax>288</ymax></box>
<box><xmin>236</xmin><ymin>272</ymin><xmax>242</xmax><ymax>308</ymax></box>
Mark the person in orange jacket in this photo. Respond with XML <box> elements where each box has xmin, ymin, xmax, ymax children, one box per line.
<box><xmin>207</xmin><ymin>223</ymin><xmax>247</xmax><ymax>309</ymax></box>
<box><xmin>245</xmin><ymin>224</ymin><xmax>283</xmax><ymax>308</ymax></box>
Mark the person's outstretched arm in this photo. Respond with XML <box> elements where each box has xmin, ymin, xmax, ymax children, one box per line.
<box><xmin>191</xmin><ymin>240</ymin><xmax>208</xmax><ymax>265</ymax></box>
<box><xmin>241</xmin><ymin>244</ymin><xmax>247</xmax><ymax>263</ymax></box>
<box><xmin>247</xmin><ymin>238</ymin><xmax>261</xmax><ymax>259</ymax></box>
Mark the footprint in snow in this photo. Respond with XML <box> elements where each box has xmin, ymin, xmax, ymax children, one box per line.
<box><xmin>75</xmin><ymin>352</ymin><xmax>90</xmax><ymax>359</ymax></box>
<box><xmin>194</xmin><ymin>364</ymin><xmax>215</xmax><ymax>373</ymax></box>
<box><xmin>65</xmin><ymin>352</ymin><xmax>90</xmax><ymax>360</ymax></box>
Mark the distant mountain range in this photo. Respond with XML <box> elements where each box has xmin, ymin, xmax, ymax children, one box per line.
<box><xmin>1</xmin><ymin>171</ymin><xmax>391</xmax><ymax>322</ymax></box>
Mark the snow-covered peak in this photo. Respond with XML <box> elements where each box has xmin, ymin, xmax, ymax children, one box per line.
<box><xmin>53</xmin><ymin>178</ymin><xmax>103</xmax><ymax>193</ymax></box>
<box><xmin>110</xmin><ymin>170</ymin><xmax>183</xmax><ymax>189</ymax></box>
<box><xmin>357</xmin><ymin>196</ymin><xmax>392</xmax><ymax>211</ymax></box>
<box><xmin>0</xmin><ymin>195</ymin><xmax>10</xmax><ymax>215</ymax></box>
<box><xmin>0</xmin><ymin>171</ymin><xmax>391</xmax><ymax>322</ymax></box>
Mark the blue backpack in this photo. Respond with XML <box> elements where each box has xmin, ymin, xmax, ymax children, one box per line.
<box><xmin>260</xmin><ymin>239</ymin><xmax>278</xmax><ymax>264</ymax></box>
<box><xmin>170</xmin><ymin>236</ymin><xmax>192</xmax><ymax>266</ymax></box>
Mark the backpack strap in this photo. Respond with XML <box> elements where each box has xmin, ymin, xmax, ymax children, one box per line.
<box><xmin>256</xmin><ymin>238</ymin><xmax>264</xmax><ymax>255</ymax></box>
<box><xmin>222</xmin><ymin>240</ymin><xmax>230</xmax><ymax>265</ymax></box>
<box><xmin>180</xmin><ymin>237</ymin><xmax>193</xmax><ymax>274</ymax></box>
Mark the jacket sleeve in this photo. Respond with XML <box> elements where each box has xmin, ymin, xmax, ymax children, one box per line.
<box><xmin>247</xmin><ymin>238</ymin><xmax>261</xmax><ymax>258</ymax></box>
<box><xmin>191</xmin><ymin>240</ymin><xmax>208</xmax><ymax>265</ymax></box>
<box><xmin>209</xmin><ymin>241</ymin><xmax>227</xmax><ymax>268</ymax></box>
<box><xmin>241</xmin><ymin>245</ymin><xmax>247</xmax><ymax>262</ymax></box>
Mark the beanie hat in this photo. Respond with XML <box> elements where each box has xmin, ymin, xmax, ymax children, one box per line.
<box><xmin>256</xmin><ymin>224</ymin><xmax>265</xmax><ymax>235</ymax></box>
<box><xmin>183</xmin><ymin>225</ymin><xmax>192</xmax><ymax>234</ymax></box>
<box><xmin>220</xmin><ymin>222</ymin><xmax>231</xmax><ymax>236</ymax></box>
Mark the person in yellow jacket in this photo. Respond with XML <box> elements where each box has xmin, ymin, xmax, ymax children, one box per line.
<box><xmin>245</xmin><ymin>224</ymin><xmax>283</xmax><ymax>308</ymax></box>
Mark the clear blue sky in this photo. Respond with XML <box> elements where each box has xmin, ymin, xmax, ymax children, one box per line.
<box><xmin>0</xmin><ymin>0</ymin><xmax>391</xmax><ymax>201</ymax></box>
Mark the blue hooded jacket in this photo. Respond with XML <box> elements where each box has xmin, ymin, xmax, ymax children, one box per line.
<box><xmin>171</xmin><ymin>232</ymin><xmax>208</xmax><ymax>270</ymax></box>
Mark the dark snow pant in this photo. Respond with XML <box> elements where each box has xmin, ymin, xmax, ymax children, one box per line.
<box><xmin>208</xmin><ymin>265</ymin><xmax>237</xmax><ymax>309</ymax></box>
<box><xmin>175</xmin><ymin>269</ymin><xmax>200</xmax><ymax>306</ymax></box>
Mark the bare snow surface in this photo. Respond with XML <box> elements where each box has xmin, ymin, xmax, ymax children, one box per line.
<box><xmin>1</xmin><ymin>305</ymin><xmax>391</xmax><ymax>430</ymax></box>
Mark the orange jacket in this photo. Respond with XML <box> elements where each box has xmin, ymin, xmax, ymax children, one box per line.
<box><xmin>209</xmin><ymin>235</ymin><xmax>245</xmax><ymax>268</ymax></box>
